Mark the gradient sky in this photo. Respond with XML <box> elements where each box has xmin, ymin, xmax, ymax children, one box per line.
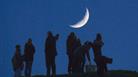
<box><xmin>0</xmin><ymin>0</ymin><xmax>138</xmax><ymax>77</ymax></box>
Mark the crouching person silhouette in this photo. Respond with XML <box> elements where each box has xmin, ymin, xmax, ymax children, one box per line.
<box><xmin>72</xmin><ymin>41</ymin><xmax>91</xmax><ymax>74</ymax></box>
<box><xmin>91</xmin><ymin>33</ymin><xmax>112</xmax><ymax>77</ymax></box>
<box><xmin>45</xmin><ymin>31</ymin><xmax>59</xmax><ymax>77</ymax></box>
<box><xmin>24</xmin><ymin>38</ymin><xmax>35</xmax><ymax>77</ymax></box>
<box><xmin>12</xmin><ymin>45</ymin><xmax>24</xmax><ymax>77</ymax></box>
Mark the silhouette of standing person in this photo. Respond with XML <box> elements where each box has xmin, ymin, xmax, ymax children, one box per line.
<box><xmin>45</xmin><ymin>31</ymin><xmax>59</xmax><ymax>77</ymax></box>
<box><xmin>66</xmin><ymin>32</ymin><xmax>77</xmax><ymax>74</ymax></box>
<box><xmin>72</xmin><ymin>41</ymin><xmax>91</xmax><ymax>74</ymax></box>
<box><xmin>12</xmin><ymin>45</ymin><xmax>24</xmax><ymax>77</ymax></box>
<box><xmin>91</xmin><ymin>33</ymin><xmax>112</xmax><ymax>77</ymax></box>
<box><xmin>24</xmin><ymin>38</ymin><xmax>35</xmax><ymax>77</ymax></box>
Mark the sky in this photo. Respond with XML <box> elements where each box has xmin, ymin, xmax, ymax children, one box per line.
<box><xmin>0</xmin><ymin>0</ymin><xmax>138</xmax><ymax>77</ymax></box>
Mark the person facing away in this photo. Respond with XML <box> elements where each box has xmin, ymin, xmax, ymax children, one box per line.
<box><xmin>66</xmin><ymin>32</ymin><xmax>77</xmax><ymax>74</ymax></box>
<box><xmin>24</xmin><ymin>38</ymin><xmax>35</xmax><ymax>77</ymax></box>
<box><xmin>12</xmin><ymin>45</ymin><xmax>24</xmax><ymax>77</ymax></box>
<box><xmin>91</xmin><ymin>33</ymin><xmax>112</xmax><ymax>77</ymax></box>
<box><xmin>45</xmin><ymin>31</ymin><xmax>59</xmax><ymax>77</ymax></box>
<box><xmin>72</xmin><ymin>41</ymin><xmax>91</xmax><ymax>74</ymax></box>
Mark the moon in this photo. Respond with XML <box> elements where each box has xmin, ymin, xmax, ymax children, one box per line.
<box><xmin>70</xmin><ymin>8</ymin><xmax>90</xmax><ymax>28</ymax></box>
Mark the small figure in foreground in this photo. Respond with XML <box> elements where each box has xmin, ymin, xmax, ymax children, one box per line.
<box><xmin>12</xmin><ymin>45</ymin><xmax>24</xmax><ymax>77</ymax></box>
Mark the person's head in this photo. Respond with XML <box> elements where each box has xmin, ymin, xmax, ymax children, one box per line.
<box><xmin>28</xmin><ymin>38</ymin><xmax>32</xmax><ymax>45</ymax></box>
<box><xmin>47</xmin><ymin>31</ymin><xmax>53</xmax><ymax>37</ymax></box>
<box><xmin>96</xmin><ymin>33</ymin><xmax>102</xmax><ymax>41</ymax></box>
<box><xmin>69</xmin><ymin>32</ymin><xmax>75</xmax><ymax>37</ymax></box>
<box><xmin>56</xmin><ymin>34</ymin><xmax>59</xmax><ymax>40</ymax></box>
<box><xmin>15</xmin><ymin>44</ymin><xmax>21</xmax><ymax>54</ymax></box>
<box><xmin>84</xmin><ymin>41</ymin><xmax>92</xmax><ymax>49</ymax></box>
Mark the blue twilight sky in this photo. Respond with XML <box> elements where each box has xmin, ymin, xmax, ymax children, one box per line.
<box><xmin>0</xmin><ymin>0</ymin><xmax>138</xmax><ymax>76</ymax></box>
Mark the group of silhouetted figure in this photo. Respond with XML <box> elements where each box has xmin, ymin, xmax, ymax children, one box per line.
<box><xmin>12</xmin><ymin>31</ymin><xmax>113</xmax><ymax>77</ymax></box>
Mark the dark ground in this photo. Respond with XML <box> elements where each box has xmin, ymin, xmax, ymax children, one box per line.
<box><xmin>22</xmin><ymin>70</ymin><xmax>138</xmax><ymax>77</ymax></box>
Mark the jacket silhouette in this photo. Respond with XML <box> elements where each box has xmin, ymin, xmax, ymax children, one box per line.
<box><xmin>45</xmin><ymin>31</ymin><xmax>59</xmax><ymax>77</ymax></box>
<box><xmin>12</xmin><ymin>45</ymin><xmax>24</xmax><ymax>77</ymax></box>
<box><xmin>66</xmin><ymin>32</ymin><xmax>77</xmax><ymax>73</ymax></box>
<box><xmin>24</xmin><ymin>38</ymin><xmax>35</xmax><ymax>77</ymax></box>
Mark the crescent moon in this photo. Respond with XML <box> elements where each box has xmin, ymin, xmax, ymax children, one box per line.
<box><xmin>70</xmin><ymin>8</ymin><xmax>89</xmax><ymax>28</ymax></box>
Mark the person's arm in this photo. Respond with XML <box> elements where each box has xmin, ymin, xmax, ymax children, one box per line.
<box><xmin>32</xmin><ymin>45</ymin><xmax>35</xmax><ymax>54</ymax></box>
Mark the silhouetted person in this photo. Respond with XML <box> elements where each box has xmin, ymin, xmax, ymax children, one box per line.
<box><xmin>12</xmin><ymin>45</ymin><xmax>24</xmax><ymax>77</ymax></box>
<box><xmin>45</xmin><ymin>31</ymin><xmax>59</xmax><ymax>77</ymax></box>
<box><xmin>66</xmin><ymin>32</ymin><xmax>77</xmax><ymax>74</ymax></box>
<box><xmin>72</xmin><ymin>41</ymin><xmax>91</xmax><ymax>74</ymax></box>
<box><xmin>91</xmin><ymin>33</ymin><xmax>112</xmax><ymax>77</ymax></box>
<box><xmin>24</xmin><ymin>38</ymin><xmax>35</xmax><ymax>77</ymax></box>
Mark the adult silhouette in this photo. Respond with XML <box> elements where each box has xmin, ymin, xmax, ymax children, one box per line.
<box><xmin>66</xmin><ymin>32</ymin><xmax>77</xmax><ymax>74</ymax></box>
<box><xmin>12</xmin><ymin>45</ymin><xmax>24</xmax><ymax>77</ymax></box>
<box><xmin>24</xmin><ymin>38</ymin><xmax>35</xmax><ymax>77</ymax></box>
<box><xmin>91</xmin><ymin>33</ymin><xmax>112</xmax><ymax>77</ymax></box>
<box><xmin>45</xmin><ymin>31</ymin><xmax>59</xmax><ymax>77</ymax></box>
<box><xmin>72</xmin><ymin>41</ymin><xmax>91</xmax><ymax>74</ymax></box>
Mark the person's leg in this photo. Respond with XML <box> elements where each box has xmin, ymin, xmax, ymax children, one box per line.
<box><xmin>47</xmin><ymin>64</ymin><xmax>50</xmax><ymax>77</ymax></box>
<box><xmin>28</xmin><ymin>61</ymin><xmax>33</xmax><ymax>77</ymax></box>
<box><xmin>73</xmin><ymin>60</ymin><xmax>81</xmax><ymax>74</ymax></box>
<box><xmin>19</xmin><ymin>68</ymin><xmax>22</xmax><ymax>77</ymax></box>
<box><xmin>46</xmin><ymin>58</ymin><xmax>51</xmax><ymax>77</ymax></box>
<box><xmin>104</xmin><ymin>64</ymin><xmax>108</xmax><ymax>72</ymax></box>
<box><xmin>24</xmin><ymin>61</ymin><xmax>28</xmax><ymax>77</ymax></box>
<box><xmin>52</xmin><ymin>57</ymin><xmax>56</xmax><ymax>77</ymax></box>
<box><xmin>100</xmin><ymin>64</ymin><xmax>106</xmax><ymax>77</ymax></box>
<box><xmin>18</xmin><ymin>68</ymin><xmax>22</xmax><ymax>77</ymax></box>
<box><xmin>68</xmin><ymin>55</ymin><xmax>73</xmax><ymax>73</ymax></box>
<box><xmin>81</xmin><ymin>57</ymin><xmax>85</xmax><ymax>73</ymax></box>
<box><xmin>96</xmin><ymin>64</ymin><xmax>100</xmax><ymax>76</ymax></box>
<box><xmin>96</xmin><ymin>63</ymin><xmax>103</xmax><ymax>77</ymax></box>
<box><xmin>15</xmin><ymin>68</ymin><xmax>21</xmax><ymax>77</ymax></box>
<box><xmin>14</xmin><ymin>69</ymin><xmax>18</xmax><ymax>77</ymax></box>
